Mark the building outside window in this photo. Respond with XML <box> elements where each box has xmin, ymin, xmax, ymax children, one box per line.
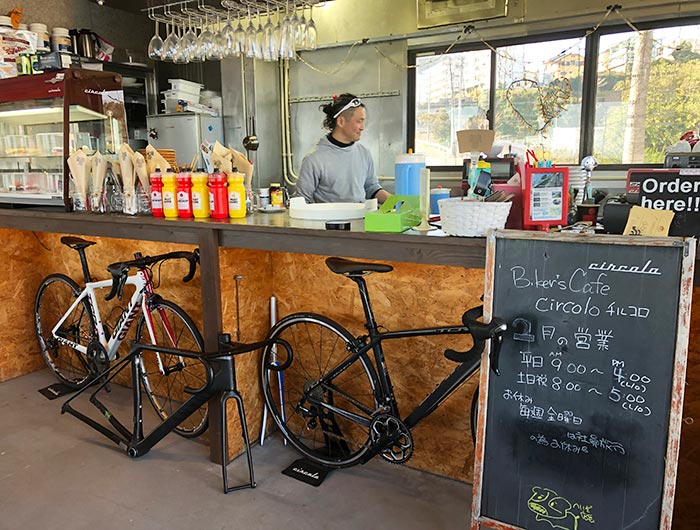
<box><xmin>410</xmin><ymin>19</ymin><xmax>700</xmax><ymax>169</ymax></box>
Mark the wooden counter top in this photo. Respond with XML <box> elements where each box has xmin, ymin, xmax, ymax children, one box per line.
<box><xmin>0</xmin><ymin>208</ymin><xmax>487</xmax><ymax>268</ymax></box>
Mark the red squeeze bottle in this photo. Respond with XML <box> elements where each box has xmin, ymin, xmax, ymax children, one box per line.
<box><xmin>150</xmin><ymin>169</ymin><xmax>164</xmax><ymax>217</ymax></box>
<box><xmin>176</xmin><ymin>171</ymin><xmax>193</xmax><ymax>218</ymax></box>
<box><xmin>208</xmin><ymin>170</ymin><xmax>229</xmax><ymax>219</ymax></box>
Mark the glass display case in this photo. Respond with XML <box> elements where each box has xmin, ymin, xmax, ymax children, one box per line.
<box><xmin>0</xmin><ymin>69</ymin><xmax>127</xmax><ymax>210</ymax></box>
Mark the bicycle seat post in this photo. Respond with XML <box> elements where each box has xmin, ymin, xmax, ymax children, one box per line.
<box><xmin>351</xmin><ymin>276</ymin><xmax>380</xmax><ymax>334</ymax></box>
<box><xmin>76</xmin><ymin>247</ymin><xmax>93</xmax><ymax>284</ymax></box>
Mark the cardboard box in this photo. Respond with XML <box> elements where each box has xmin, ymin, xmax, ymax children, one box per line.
<box><xmin>456</xmin><ymin>129</ymin><xmax>495</xmax><ymax>154</ymax></box>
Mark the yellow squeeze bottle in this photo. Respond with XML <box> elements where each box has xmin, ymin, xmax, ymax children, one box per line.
<box><xmin>227</xmin><ymin>170</ymin><xmax>247</xmax><ymax>219</ymax></box>
<box><xmin>161</xmin><ymin>170</ymin><xmax>178</xmax><ymax>218</ymax></box>
<box><xmin>191</xmin><ymin>172</ymin><xmax>210</xmax><ymax>218</ymax></box>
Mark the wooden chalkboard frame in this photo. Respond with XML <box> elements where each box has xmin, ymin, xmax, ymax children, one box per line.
<box><xmin>471</xmin><ymin>230</ymin><xmax>695</xmax><ymax>530</ymax></box>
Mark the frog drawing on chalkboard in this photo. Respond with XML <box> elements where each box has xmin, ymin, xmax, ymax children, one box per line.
<box><xmin>527</xmin><ymin>486</ymin><xmax>595</xmax><ymax>530</ymax></box>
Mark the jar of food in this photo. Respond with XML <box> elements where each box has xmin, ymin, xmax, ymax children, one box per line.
<box><xmin>29</xmin><ymin>23</ymin><xmax>50</xmax><ymax>52</ymax></box>
<box><xmin>50</xmin><ymin>27</ymin><xmax>72</xmax><ymax>53</ymax></box>
<box><xmin>269</xmin><ymin>182</ymin><xmax>284</xmax><ymax>209</ymax></box>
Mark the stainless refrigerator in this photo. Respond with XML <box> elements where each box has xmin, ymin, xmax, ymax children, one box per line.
<box><xmin>146</xmin><ymin>113</ymin><xmax>224</xmax><ymax>168</ymax></box>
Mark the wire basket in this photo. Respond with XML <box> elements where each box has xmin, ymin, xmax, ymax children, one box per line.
<box><xmin>438</xmin><ymin>197</ymin><xmax>512</xmax><ymax>237</ymax></box>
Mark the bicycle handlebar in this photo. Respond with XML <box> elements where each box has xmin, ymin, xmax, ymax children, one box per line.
<box><xmin>104</xmin><ymin>249</ymin><xmax>200</xmax><ymax>301</ymax></box>
<box><xmin>443</xmin><ymin>306</ymin><xmax>507</xmax><ymax>375</ymax></box>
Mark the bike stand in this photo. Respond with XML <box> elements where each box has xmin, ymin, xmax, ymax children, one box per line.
<box><xmin>61</xmin><ymin>336</ymin><xmax>270</xmax><ymax>495</ymax></box>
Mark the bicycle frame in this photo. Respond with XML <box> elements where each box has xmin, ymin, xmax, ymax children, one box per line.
<box><xmin>51</xmin><ymin>269</ymin><xmax>176</xmax><ymax>374</ymax></box>
<box><xmin>303</xmin><ymin>274</ymin><xmax>485</xmax><ymax>432</ymax></box>
<box><xmin>307</xmin><ymin>324</ymin><xmax>480</xmax><ymax>431</ymax></box>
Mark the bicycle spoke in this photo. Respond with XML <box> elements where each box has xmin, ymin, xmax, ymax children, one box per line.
<box><xmin>262</xmin><ymin>315</ymin><xmax>377</xmax><ymax>467</ymax></box>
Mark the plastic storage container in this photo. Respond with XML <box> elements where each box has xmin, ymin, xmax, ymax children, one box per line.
<box><xmin>167</xmin><ymin>79</ymin><xmax>203</xmax><ymax>98</ymax></box>
<box><xmin>36</xmin><ymin>132</ymin><xmax>62</xmax><ymax>155</ymax></box>
<box><xmin>29</xmin><ymin>23</ymin><xmax>50</xmax><ymax>51</ymax></box>
<box><xmin>394</xmin><ymin>152</ymin><xmax>426</xmax><ymax>196</ymax></box>
<box><xmin>50</xmin><ymin>27</ymin><xmax>72</xmax><ymax>53</ymax></box>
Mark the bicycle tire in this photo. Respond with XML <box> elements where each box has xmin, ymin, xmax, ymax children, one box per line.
<box><xmin>135</xmin><ymin>299</ymin><xmax>208</xmax><ymax>438</ymax></box>
<box><xmin>34</xmin><ymin>274</ymin><xmax>97</xmax><ymax>389</ymax></box>
<box><xmin>261</xmin><ymin>313</ymin><xmax>379</xmax><ymax>468</ymax></box>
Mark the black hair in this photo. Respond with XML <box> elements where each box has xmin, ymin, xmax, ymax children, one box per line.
<box><xmin>319</xmin><ymin>93</ymin><xmax>364</xmax><ymax>131</ymax></box>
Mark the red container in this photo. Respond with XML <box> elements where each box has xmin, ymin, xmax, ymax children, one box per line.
<box><xmin>176</xmin><ymin>172</ymin><xmax>193</xmax><ymax>219</ymax></box>
<box><xmin>150</xmin><ymin>170</ymin><xmax>164</xmax><ymax>217</ymax></box>
<box><xmin>208</xmin><ymin>171</ymin><xmax>229</xmax><ymax>219</ymax></box>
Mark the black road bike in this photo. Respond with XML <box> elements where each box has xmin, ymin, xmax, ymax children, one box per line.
<box><xmin>261</xmin><ymin>257</ymin><xmax>506</xmax><ymax>468</ymax></box>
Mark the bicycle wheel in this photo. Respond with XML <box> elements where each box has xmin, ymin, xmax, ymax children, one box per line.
<box><xmin>34</xmin><ymin>274</ymin><xmax>96</xmax><ymax>389</ymax></box>
<box><xmin>261</xmin><ymin>313</ymin><xmax>379</xmax><ymax>468</ymax></box>
<box><xmin>135</xmin><ymin>299</ymin><xmax>207</xmax><ymax>438</ymax></box>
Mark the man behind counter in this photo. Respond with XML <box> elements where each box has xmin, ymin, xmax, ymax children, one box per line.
<box><xmin>295</xmin><ymin>94</ymin><xmax>391</xmax><ymax>204</ymax></box>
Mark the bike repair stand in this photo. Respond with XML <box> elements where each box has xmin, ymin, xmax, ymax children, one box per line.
<box><xmin>60</xmin><ymin>335</ymin><xmax>267</xmax><ymax>494</ymax></box>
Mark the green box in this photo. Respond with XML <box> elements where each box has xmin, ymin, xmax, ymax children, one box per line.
<box><xmin>364</xmin><ymin>195</ymin><xmax>422</xmax><ymax>233</ymax></box>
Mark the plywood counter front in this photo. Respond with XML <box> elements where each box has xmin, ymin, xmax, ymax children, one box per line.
<box><xmin>0</xmin><ymin>209</ymin><xmax>487</xmax><ymax>482</ymax></box>
<box><xmin>0</xmin><ymin>208</ymin><xmax>697</xmax><ymax>516</ymax></box>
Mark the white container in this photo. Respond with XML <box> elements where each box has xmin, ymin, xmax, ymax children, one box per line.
<box><xmin>36</xmin><ymin>132</ymin><xmax>63</xmax><ymax>155</ymax></box>
<box><xmin>167</xmin><ymin>78</ymin><xmax>202</xmax><ymax>97</ymax></box>
<box><xmin>29</xmin><ymin>23</ymin><xmax>50</xmax><ymax>51</ymax></box>
<box><xmin>50</xmin><ymin>27</ymin><xmax>72</xmax><ymax>52</ymax></box>
<box><xmin>0</xmin><ymin>16</ymin><xmax>12</xmax><ymax>29</ymax></box>
<box><xmin>161</xmin><ymin>89</ymin><xmax>200</xmax><ymax>103</ymax></box>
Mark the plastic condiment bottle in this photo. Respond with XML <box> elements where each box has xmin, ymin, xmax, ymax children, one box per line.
<box><xmin>162</xmin><ymin>169</ymin><xmax>178</xmax><ymax>218</ymax></box>
<box><xmin>149</xmin><ymin>169</ymin><xmax>164</xmax><ymax>217</ymax></box>
<box><xmin>176</xmin><ymin>171</ymin><xmax>193</xmax><ymax>218</ymax></box>
<box><xmin>208</xmin><ymin>169</ymin><xmax>229</xmax><ymax>219</ymax></box>
<box><xmin>227</xmin><ymin>169</ymin><xmax>247</xmax><ymax>219</ymax></box>
<box><xmin>191</xmin><ymin>171</ymin><xmax>210</xmax><ymax>218</ymax></box>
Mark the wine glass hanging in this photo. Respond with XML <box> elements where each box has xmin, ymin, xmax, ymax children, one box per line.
<box><xmin>147</xmin><ymin>0</ymin><xmax>322</xmax><ymax>64</ymax></box>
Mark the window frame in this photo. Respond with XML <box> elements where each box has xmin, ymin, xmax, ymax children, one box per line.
<box><xmin>408</xmin><ymin>15</ymin><xmax>700</xmax><ymax>172</ymax></box>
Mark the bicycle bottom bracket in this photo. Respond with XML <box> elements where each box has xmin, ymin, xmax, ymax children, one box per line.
<box><xmin>86</xmin><ymin>340</ymin><xmax>109</xmax><ymax>374</ymax></box>
<box><xmin>370</xmin><ymin>413</ymin><xmax>414</xmax><ymax>464</ymax></box>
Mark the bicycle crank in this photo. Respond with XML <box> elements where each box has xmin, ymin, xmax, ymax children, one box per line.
<box><xmin>369</xmin><ymin>413</ymin><xmax>414</xmax><ymax>464</ymax></box>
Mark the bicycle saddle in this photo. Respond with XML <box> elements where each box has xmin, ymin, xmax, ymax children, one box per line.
<box><xmin>60</xmin><ymin>236</ymin><xmax>96</xmax><ymax>251</ymax></box>
<box><xmin>325</xmin><ymin>257</ymin><xmax>393</xmax><ymax>276</ymax></box>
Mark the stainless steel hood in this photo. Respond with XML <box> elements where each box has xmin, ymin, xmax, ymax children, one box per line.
<box><xmin>417</xmin><ymin>0</ymin><xmax>508</xmax><ymax>29</ymax></box>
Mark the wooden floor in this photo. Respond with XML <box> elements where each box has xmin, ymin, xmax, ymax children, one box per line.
<box><xmin>674</xmin><ymin>288</ymin><xmax>700</xmax><ymax>530</ymax></box>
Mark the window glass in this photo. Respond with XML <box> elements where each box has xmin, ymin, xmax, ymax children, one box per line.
<box><xmin>495</xmin><ymin>38</ymin><xmax>584</xmax><ymax>164</ymax></box>
<box><xmin>415</xmin><ymin>50</ymin><xmax>491</xmax><ymax>165</ymax></box>
<box><xmin>595</xmin><ymin>26</ymin><xmax>700</xmax><ymax>164</ymax></box>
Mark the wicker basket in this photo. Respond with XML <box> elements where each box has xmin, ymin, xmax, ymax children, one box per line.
<box><xmin>438</xmin><ymin>197</ymin><xmax>512</xmax><ymax>237</ymax></box>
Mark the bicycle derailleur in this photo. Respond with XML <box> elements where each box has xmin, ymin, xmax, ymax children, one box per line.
<box><xmin>369</xmin><ymin>413</ymin><xmax>414</xmax><ymax>465</ymax></box>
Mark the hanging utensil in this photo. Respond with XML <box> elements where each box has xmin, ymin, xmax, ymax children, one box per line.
<box><xmin>243</xmin><ymin>116</ymin><xmax>260</xmax><ymax>152</ymax></box>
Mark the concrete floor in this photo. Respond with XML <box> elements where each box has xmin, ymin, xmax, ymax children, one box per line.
<box><xmin>0</xmin><ymin>369</ymin><xmax>472</xmax><ymax>530</ymax></box>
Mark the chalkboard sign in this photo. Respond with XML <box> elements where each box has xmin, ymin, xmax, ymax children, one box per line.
<box><xmin>471</xmin><ymin>231</ymin><xmax>695</xmax><ymax>530</ymax></box>
<box><xmin>626</xmin><ymin>168</ymin><xmax>700</xmax><ymax>237</ymax></box>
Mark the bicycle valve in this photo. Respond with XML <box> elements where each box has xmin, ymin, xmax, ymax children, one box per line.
<box><xmin>233</xmin><ymin>274</ymin><xmax>243</xmax><ymax>342</ymax></box>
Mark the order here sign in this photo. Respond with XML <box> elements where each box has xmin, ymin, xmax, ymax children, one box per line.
<box><xmin>626</xmin><ymin>168</ymin><xmax>700</xmax><ymax>237</ymax></box>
